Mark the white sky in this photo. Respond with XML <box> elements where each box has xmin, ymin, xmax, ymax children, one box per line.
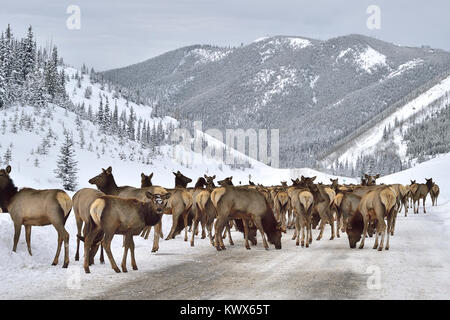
<box><xmin>1</xmin><ymin>0</ymin><xmax>449</xmax><ymax>71</ymax></box>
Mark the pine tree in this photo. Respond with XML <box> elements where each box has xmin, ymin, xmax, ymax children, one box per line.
<box><xmin>54</xmin><ymin>130</ymin><xmax>78</xmax><ymax>191</ymax></box>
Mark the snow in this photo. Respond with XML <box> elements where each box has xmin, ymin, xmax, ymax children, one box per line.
<box><xmin>356</xmin><ymin>46</ymin><xmax>387</xmax><ymax>73</ymax></box>
<box><xmin>337</xmin><ymin>46</ymin><xmax>387</xmax><ymax>74</ymax></box>
<box><xmin>327</xmin><ymin>74</ymin><xmax>450</xmax><ymax>166</ymax></box>
<box><xmin>287</xmin><ymin>37</ymin><xmax>312</xmax><ymax>50</ymax></box>
<box><xmin>0</xmin><ymin>148</ymin><xmax>447</xmax><ymax>299</ymax></box>
<box><xmin>384</xmin><ymin>59</ymin><xmax>423</xmax><ymax>80</ymax></box>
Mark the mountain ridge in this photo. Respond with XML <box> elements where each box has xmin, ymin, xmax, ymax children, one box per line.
<box><xmin>101</xmin><ymin>33</ymin><xmax>450</xmax><ymax>169</ymax></box>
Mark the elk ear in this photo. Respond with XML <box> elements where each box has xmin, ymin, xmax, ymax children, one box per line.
<box><xmin>145</xmin><ymin>191</ymin><xmax>154</xmax><ymax>200</ymax></box>
<box><xmin>311</xmin><ymin>176</ymin><xmax>317</xmax><ymax>182</ymax></box>
<box><xmin>106</xmin><ymin>166</ymin><xmax>112</xmax><ymax>174</ymax></box>
<box><xmin>141</xmin><ymin>173</ymin><xmax>146</xmax><ymax>179</ymax></box>
<box><xmin>375</xmin><ymin>174</ymin><xmax>380</xmax><ymax>179</ymax></box>
<box><xmin>5</xmin><ymin>165</ymin><xmax>11</xmax><ymax>174</ymax></box>
<box><xmin>204</xmin><ymin>174</ymin><xmax>208</xmax><ymax>178</ymax></box>
<box><xmin>212</xmin><ymin>175</ymin><xmax>216</xmax><ymax>179</ymax></box>
<box><xmin>149</xmin><ymin>173</ymin><xmax>153</xmax><ymax>179</ymax></box>
<box><xmin>173</xmin><ymin>172</ymin><xmax>177</xmax><ymax>176</ymax></box>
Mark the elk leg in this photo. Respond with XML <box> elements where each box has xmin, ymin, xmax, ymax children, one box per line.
<box><xmin>83</xmin><ymin>228</ymin><xmax>101</xmax><ymax>273</ymax></box>
<box><xmin>140</xmin><ymin>226</ymin><xmax>150</xmax><ymax>239</ymax></box>
<box><xmin>214</xmin><ymin>218</ymin><xmax>226</xmax><ymax>251</ymax></box>
<box><xmin>12</xmin><ymin>221</ymin><xmax>22</xmax><ymax>253</ymax></box>
<box><xmin>25</xmin><ymin>225</ymin><xmax>32</xmax><ymax>256</ymax></box>
<box><xmin>297</xmin><ymin>215</ymin><xmax>302</xmax><ymax>247</ymax></box>
<box><xmin>183</xmin><ymin>212</ymin><xmax>189</xmax><ymax>242</ymax></box>
<box><xmin>52</xmin><ymin>231</ymin><xmax>63</xmax><ymax>266</ymax></box>
<box><xmin>152</xmin><ymin>222</ymin><xmax>162</xmax><ymax>252</ymax></box>
<box><xmin>423</xmin><ymin>198</ymin><xmax>426</xmax><ymax>214</ymax></box>
<box><xmin>52</xmin><ymin>224</ymin><xmax>69</xmax><ymax>268</ymax></box>
<box><xmin>121</xmin><ymin>234</ymin><xmax>131</xmax><ymax>273</ymax></box>
<box><xmin>190</xmin><ymin>213</ymin><xmax>200</xmax><ymax>247</ymax></box>
<box><xmin>328</xmin><ymin>211</ymin><xmax>335</xmax><ymax>240</ymax></box>
<box><xmin>292</xmin><ymin>212</ymin><xmax>298</xmax><ymax>240</ymax></box>
<box><xmin>386</xmin><ymin>215</ymin><xmax>392</xmax><ymax>250</ymax></box>
<box><xmin>316</xmin><ymin>219</ymin><xmax>325</xmax><ymax>241</ymax></box>
<box><xmin>378</xmin><ymin>219</ymin><xmax>386</xmax><ymax>251</ymax></box>
<box><xmin>207</xmin><ymin>220</ymin><xmax>214</xmax><ymax>246</ymax></box>
<box><xmin>201</xmin><ymin>215</ymin><xmax>207</xmax><ymax>239</ymax></box>
<box><xmin>130</xmin><ymin>237</ymin><xmax>138</xmax><ymax>270</ymax></box>
<box><xmin>358</xmin><ymin>216</ymin><xmax>369</xmax><ymax>249</ymax></box>
<box><xmin>103</xmin><ymin>233</ymin><xmax>120</xmax><ymax>273</ymax></box>
<box><xmin>243</xmin><ymin>219</ymin><xmax>251</xmax><ymax>250</ymax></box>
<box><xmin>253</xmin><ymin>217</ymin><xmax>269</xmax><ymax>250</ymax></box>
<box><xmin>75</xmin><ymin>217</ymin><xmax>83</xmax><ymax>261</ymax></box>
<box><xmin>373</xmin><ymin>228</ymin><xmax>379</xmax><ymax>249</ymax></box>
<box><xmin>227</xmin><ymin>224</ymin><xmax>234</xmax><ymax>246</ymax></box>
<box><xmin>100</xmin><ymin>244</ymin><xmax>105</xmax><ymax>264</ymax></box>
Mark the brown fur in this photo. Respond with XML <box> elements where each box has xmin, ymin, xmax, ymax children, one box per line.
<box><xmin>430</xmin><ymin>184</ymin><xmax>440</xmax><ymax>206</ymax></box>
<box><xmin>73</xmin><ymin>188</ymin><xmax>105</xmax><ymax>264</ymax></box>
<box><xmin>84</xmin><ymin>192</ymin><xmax>170</xmax><ymax>273</ymax></box>
<box><xmin>0</xmin><ymin>166</ymin><xmax>72</xmax><ymax>267</ymax></box>
<box><xmin>347</xmin><ymin>186</ymin><xmax>396</xmax><ymax>251</ymax></box>
<box><xmin>89</xmin><ymin>167</ymin><xmax>168</xmax><ymax>253</ymax></box>
<box><xmin>212</xmin><ymin>186</ymin><xmax>284</xmax><ymax>250</ymax></box>
<box><xmin>412</xmin><ymin>178</ymin><xmax>434</xmax><ymax>214</ymax></box>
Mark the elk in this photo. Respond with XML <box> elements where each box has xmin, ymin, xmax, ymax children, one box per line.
<box><xmin>158</xmin><ymin>171</ymin><xmax>194</xmax><ymax>241</ymax></box>
<box><xmin>289</xmin><ymin>185</ymin><xmax>314</xmax><ymax>247</ymax></box>
<box><xmin>88</xmin><ymin>167</ymin><xmax>168</xmax><ymax>252</ymax></box>
<box><xmin>211</xmin><ymin>185</ymin><xmax>284</xmax><ymax>251</ymax></box>
<box><xmin>430</xmin><ymin>183</ymin><xmax>440</xmax><ymax>206</ymax></box>
<box><xmin>73</xmin><ymin>188</ymin><xmax>105</xmax><ymax>264</ymax></box>
<box><xmin>190</xmin><ymin>174</ymin><xmax>218</xmax><ymax>247</ymax></box>
<box><xmin>84</xmin><ymin>191</ymin><xmax>171</xmax><ymax>273</ymax></box>
<box><xmin>411</xmin><ymin>178</ymin><xmax>434</xmax><ymax>214</ymax></box>
<box><xmin>346</xmin><ymin>186</ymin><xmax>397</xmax><ymax>251</ymax></box>
<box><xmin>302</xmin><ymin>176</ymin><xmax>336</xmax><ymax>241</ymax></box>
<box><xmin>272</xmin><ymin>187</ymin><xmax>290</xmax><ymax>229</ymax></box>
<box><xmin>0</xmin><ymin>165</ymin><xmax>72</xmax><ymax>267</ymax></box>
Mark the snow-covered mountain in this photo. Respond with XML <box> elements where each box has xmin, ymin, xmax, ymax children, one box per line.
<box><xmin>102</xmin><ymin>34</ymin><xmax>450</xmax><ymax>170</ymax></box>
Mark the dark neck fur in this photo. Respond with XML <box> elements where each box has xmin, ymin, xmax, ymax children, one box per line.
<box><xmin>0</xmin><ymin>178</ymin><xmax>18</xmax><ymax>211</ymax></box>
<box><xmin>141</xmin><ymin>204</ymin><xmax>162</xmax><ymax>226</ymax></box>
<box><xmin>175</xmin><ymin>176</ymin><xmax>188</xmax><ymax>188</ymax></box>
<box><xmin>100</xmin><ymin>175</ymin><xmax>120</xmax><ymax>195</ymax></box>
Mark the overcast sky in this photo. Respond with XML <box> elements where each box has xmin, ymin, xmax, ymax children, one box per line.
<box><xmin>2</xmin><ymin>0</ymin><xmax>449</xmax><ymax>71</ymax></box>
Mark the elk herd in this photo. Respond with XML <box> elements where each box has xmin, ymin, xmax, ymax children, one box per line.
<box><xmin>0</xmin><ymin>165</ymin><xmax>441</xmax><ymax>274</ymax></box>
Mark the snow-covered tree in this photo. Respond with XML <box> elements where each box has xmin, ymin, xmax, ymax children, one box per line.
<box><xmin>54</xmin><ymin>130</ymin><xmax>78</xmax><ymax>191</ymax></box>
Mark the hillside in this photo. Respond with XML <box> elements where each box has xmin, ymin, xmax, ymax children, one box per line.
<box><xmin>102</xmin><ymin>34</ymin><xmax>450</xmax><ymax>169</ymax></box>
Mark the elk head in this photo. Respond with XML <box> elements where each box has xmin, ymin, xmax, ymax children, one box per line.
<box><xmin>141</xmin><ymin>173</ymin><xmax>153</xmax><ymax>188</ymax></box>
<box><xmin>194</xmin><ymin>177</ymin><xmax>207</xmax><ymax>188</ymax></box>
<box><xmin>173</xmin><ymin>170</ymin><xmax>192</xmax><ymax>188</ymax></box>
<box><xmin>365</xmin><ymin>174</ymin><xmax>380</xmax><ymax>186</ymax></box>
<box><xmin>280</xmin><ymin>181</ymin><xmax>287</xmax><ymax>187</ymax></box>
<box><xmin>0</xmin><ymin>165</ymin><xmax>12</xmax><ymax>190</ymax></box>
<box><xmin>267</xmin><ymin>221</ymin><xmax>284</xmax><ymax>249</ymax></box>
<box><xmin>425</xmin><ymin>178</ymin><xmax>434</xmax><ymax>190</ymax></box>
<box><xmin>89</xmin><ymin>167</ymin><xmax>114</xmax><ymax>191</ymax></box>
<box><xmin>203</xmin><ymin>174</ymin><xmax>216</xmax><ymax>188</ymax></box>
<box><xmin>346</xmin><ymin>211</ymin><xmax>364</xmax><ymax>248</ymax></box>
<box><xmin>144</xmin><ymin>192</ymin><xmax>171</xmax><ymax>215</ymax></box>
<box><xmin>218</xmin><ymin>176</ymin><xmax>233</xmax><ymax>186</ymax></box>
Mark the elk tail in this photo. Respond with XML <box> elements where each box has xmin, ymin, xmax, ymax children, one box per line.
<box><xmin>90</xmin><ymin>198</ymin><xmax>106</xmax><ymax>226</ymax></box>
<box><xmin>380</xmin><ymin>188</ymin><xmax>396</xmax><ymax>216</ymax></box>
<box><xmin>56</xmin><ymin>191</ymin><xmax>72</xmax><ymax>220</ymax></box>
